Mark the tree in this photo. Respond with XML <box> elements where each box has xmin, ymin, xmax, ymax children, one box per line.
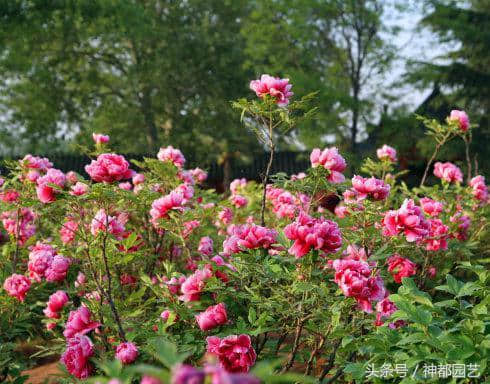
<box><xmin>241</xmin><ymin>0</ymin><xmax>396</xmax><ymax>152</ymax></box>
<box><xmin>405</xmin><ymin>0</ymin><xmax>490</xmax><ymax>176</ymax></box>
<box><xmin>0</xmin><ymin>0</ymin><xmax>260</xmax><ymax>164</ymax></box>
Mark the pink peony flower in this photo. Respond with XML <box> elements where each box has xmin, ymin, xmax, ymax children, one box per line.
<box><xmin>45</xmin><ymin>254</ymin><xmax>70</xmax><ymax>282</ymax></box>
<box><xmin>28</xmin><ymin>242</ymin><xmax>56</xmax><ymax>282</ymax></box>
<box><xmin>448</xmin><ymin>110</ymin><xmax>469</xmax><ymax>132</ymax></box>
<box><xmin>35</xmin><ymin>168</ymin><xmax>66</xmax><ymax>203</ymax></box>
<box><xmin>160</xmin><ymin>309</ymin><xmax>172</xmax><ymax>322</ymax></box>
<box><xmin>150</xmin><ymin>188</ymin><xmax>189</xmax><ymax>226</ymax></box>
<box><xmin>387</xmin><ymin>255</ymin><xmax>417</xmax><ymax>283</ymax></box>
<box><xmin>75</xmin><ymin>272</ymin><xmax>86</xmax><ymax>288</ymax></box>
<box><xmin>46</xmin><ymin>322</ymin><xmax>56</xmax><ymax>330</ymax></box>
<box><xmin>171</xmin><ymin>364</ymin><xmax>205</xmax><ymax>384</ymax></box>
<box><xmin>343</xmin><ymin>244</ymin><xmax>368</xmax><ymax>262</ymax></box>
<box><xmin>1</xmin><ymin>208</ymin><xmax>36</xmax><ymax>245</ymax></box>
<box><xmin>419</xmin><ymin>197</ymin><xmax>443</xmax><ymax>217</ymax></box>
<box><xmin>142</xmin><ymin>376</ymin><xmax>164</xmax><ymax>384</ymax></box>
<box><xmin>198</xmin><ymin>236</ymin><xmax>214</xmax><ymax>256</ymax></box>
<box><xmin>334</xmin><ymin>204</ymin><xmax>348</xmax><ymax>218</ymax></box>
<box><xmin>70</xmin><ymin>182</ymin><xmax>89</xmax><ymax>196</ymax></box>
<box><xmin>157</xmin><ymin>146</ymin><xmax>186</xmax><ymax>168</ymax></box>
<box><xmin>450</xmin><ymin>213</ymin><xmax>471</xmax><ymax>241</ymax></box>
<box><xmin>230</xmin><ymin>194</ymin><xmax>248</xmax><ymax>208</ymax></box>
<box><xmin>376</xmin><ymin>145</ymin><xmax>397</xmax><ymax>162</ymax></box>
<box><xmin>424</xmin><ymin>218</ymin><xmax>449</xmax><ymax>251</ymax></box>
<box><xmin>21</xmin><ymin>154</ymin><xmax>53</xmax><ymax>171</ymax></box>
<box><xmin>190</xmin><ymin>168</ymin><xmax>208</xmax><ymax>183</ymax></box>
<box><xmin>63</xmin><ymin>306</ymin><xmax>100</xmax><ymax>339</ymax></box>
<box><xmin>120</xmin><ymin>274</ymin><xmax>137</xmax><ymax>286</ymax></box>
<box><xmin>119</xmin><ymin>182</ymin><xmax>132</xmax><ymax>190</ymax></box>
<box><xmin>351</xmin><ymin>175</ymin><xmax>390</xmax><ymax>201</ymax></box>
<box><xmin>291</xmin><ymin>172</ymin><xmax>306</xmax><ymax>180</ymax></box>
<box><xmin>216</xmin><ymin>208</ymin><xmax>233</xmax><ymax>227</ymax></box>
<box><xmin>204</xmin><ymin>365</ymin><xmax>260</xmax><ymax>384</ymax></box>
<box><xmin>230</xmin><ymin>178</ymin><xmax>247</xmax><ymax>195</ymax></box>
<box><xmin>165</xmin><ymin>276</ymin><xmax>186</xmax><ymax>295</ymax></box>
<box><xmin>132</xmin><ymin>173</ymin><xmax>145</xmax><ymax>185</ymax></box>
<box><xmin>92</xmin><ymin>133</ymin><xmax>110</xmax><ymax>144</ymax></box>
<box><xmin>469</xmin><ymin>175</ymin><xmax>488</xmax><ymax>203</ymax></box>
<box><xmin>3</xmin><ymin>274</ymin><xmax>31</xmax><ymax>301</ymax></box>
<box><xmin>266</xmin><ymin>186</ymin><xmax>307</xmax><ymax>219</ymax></box>
<box><xmin>331</xmin><ymin>258</ymin><xmax>386</xmax><ymax>313</ymax></box>
<box><xmin>249</xmin><ymin>74</ymin><xmax>293</xmax><ymax>107</ymax></box>
<box><xmin>115</xmin><ymin>342</ymin><xmax>139</xmax><ymax>364</ymax></box>
<box><xmin>375</xmin><ymin>297</ymin><xmax>397</xmax><ymax>326</ymax></box>
<box><xmin>44</xmin><ymin>290</ymin><xmax>69</xmax><ymax>319</ymax></box>
<box><xmin>66</xmin><ymin>171</ymin><xmax>78</xmax><ymax>184</ymax></box>
<box><xmin>284</xmin><ymin>212</ymin><xmax>342</xmax><ymax>258</ymax></box>
<box><xmin>382</xmin><ymin>199</ymin><xmax>430</xmax><ymax>242</ymax></box>
<box><xmin>310</xmin><ymin>147</ymin><xmax>347</xmax><ymax>183</ymax></box>
<box><xmin>179</xmin><ymin>268</ymin><xmax>212</xmax><ymax>302</ymax></box>
<box><xmin>90</xmin><ymin>209</ymin><xmax>125</xmax><ymax>238</ymax></box>
<box><xmin>85</xmin><ymin>153</ymin><xmax>132</xmax><ymax>183</ymax></box>
<box><xmin>60</xmin><ymin>220</ymin><xmax>78</xmax><ymax>244</ymax></box>
<box><xmin>26</xmin><ymin>170</ymin><xmax>40</xmax><ymax>182</ymax></box>
<box><xmin>206</xmin><ymin>334</ymin><xmax>257</xmax><ymax>373</ymax></box>
<box><xmin>60</xmin><ymin>335</ymin><xmax>94</xmax><ymax>379</ymax></box>
<box><xmin>428</xmin><ymin>266</ymin><xmax>437</xmax><ymax>279</ymax></box>
<box><xmin>222</xmin><ymin>224</ymin><xmax>277</xmax><ymax>256</ymax></box>
<box><xmin>0</xmin><ymin>189</ymin><xmax>20</xmax><ymax>203</ymax></box>
<box><xmin>433</xmin><ymin>162</ymin><xmax>463</xmax><ymax>183</ymax></box>
<box><xmin>195</xmin><ymin>303</ymin><xmax>228</xmax><ymax>331</ymax></box>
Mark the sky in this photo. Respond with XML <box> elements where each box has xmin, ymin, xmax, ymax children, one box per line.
<box><xmin>384</xmin><ymin>1</ymin><xmax>451</xmax><ymax>108</ymax></box>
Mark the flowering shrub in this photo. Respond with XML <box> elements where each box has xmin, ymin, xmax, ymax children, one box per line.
<box><xmin>0</xmin><ymin>76</ymin><xmax>488</xmax><ymax>384</ymax></box>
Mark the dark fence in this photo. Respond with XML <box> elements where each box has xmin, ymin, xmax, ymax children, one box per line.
<box><xmin>0</xmin><ymin>152</ymin><xmax>312</xmax><ymax>186</ymax></box>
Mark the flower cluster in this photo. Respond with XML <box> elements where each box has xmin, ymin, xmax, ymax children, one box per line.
<box><xmin>44</xmin><ymin>290</ymin><xmax>69</xmax><ymax>319</ymax></box>
<box><xmin>376</xmin><ymin>145</ymin><xmax>397</xmax><ymax>162</ymax></box>
<box><xmin>249</xmin><ymin>74</ymin><xmax>293</xmax><ymax>106</ymax></box>
<box><xmin>387</xmin><ymin>255</ymin><xmax>417</xmax><ymax>283</ymax></box>
<box><xmin>310</xmin><ymin>147</ymin><xmax>347</xmax><ymax>183</ymax></box>
<box><xmin>157</xmin><ymin>145</ymin><xmax>186</xmax><ymax>168</ymax></box>
<box><xmin>382</xmin><ymin>199</ymin><xmax>430</xmax><ymax>242</ymax></box>
<box><xmin>284</xmin><ymin>212</ymin><xmax>342</xmax><ymax>258</ymax></box>
<box><xmin>3</xmin><ymin>273</ymin><xmax>31</xmax><ymax>301</ymax></box>
<box><xmin>36</xmin><ymin>168</ymin><xmax>66</xmax><ymax>203</ymax></box>
<box><xmin>351</xmin><ymin>175</ymin><xmax>390</xmax><ymax>201</ymax></box>
<box><xmin>206</xmin><ymin>334</ymin><xmax>257</xmax><ymax>373</ymax></box>
<box><xmin>195</xmin><ymin>303</ymin><xmax>228</xmax><ymax>331</ymax></box>
<box><xmin>85</xmin><ymin>153</ymin><xmax>132</xmax><ymax>183</ymax></box>
<box><xmin>222</xmin><ymin>224</ymin><xmax>278</xmax><ymax>255</ymax></box>
<box><xmin>266</xmin><ymin>186</ymin><xmax>309</xmax><ymax>219</ymax></box>
<box><xmin>1</xmin><ymin>208</ymin><xmax>36</xmax><ymax>245</ymax></box>
<box><xmin>331</xmin><ymin>258</ymin><xmax>386</xmax><ymax>313</ymax></box>
<box><xmin>28</xmin><ymin>242</ymin><xmax>70</xmax><ymax>282</ymax></box>
<box><xmin>448</xmin><ymin>109</ymin><xmax>469</xmax><ymax>132</ymax></box>
<box><xmin>433</xmin><ymin>162</ymin><xmax>463</xmax><ymax>183</ymax></box>
<box><xmin>469</xmin><ymin>175</ymin><xmax>488</xmax><ymax>203</ymax></box>
<box><xmin>419</xmin><ymin>197</ymin><xmax>443</xmax><ymax>217</ymax></box>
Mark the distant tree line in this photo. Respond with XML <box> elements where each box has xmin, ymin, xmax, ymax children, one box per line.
<box><xmin>0</xmin><ymin>0</ymin><xmax>488</xmax><ymax>176</ymax></box>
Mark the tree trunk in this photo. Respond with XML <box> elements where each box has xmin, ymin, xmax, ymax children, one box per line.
<box><xmin>140</xmin><ymin>88</ymin><xmax>159</xmax><ymax>151</ymax></box>
<box><xmin>223</xmin><ymin>153</ymin><xmax>232</xmax><ymax>192</ymax></box>
<box><xmin>350</xmin><ymin>80</ymin><xmax>360</xmax><ymax>151</ymax></box>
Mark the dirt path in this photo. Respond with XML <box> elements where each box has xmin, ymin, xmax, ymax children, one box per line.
<box><xmin>22</xmin><ymin>362</ymin><xmax>62</xmax><ymax>384</ymax></box>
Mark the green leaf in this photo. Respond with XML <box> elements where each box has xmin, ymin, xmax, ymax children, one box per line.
<box><xmin>148</xmin><ymin>338</ymin><xmax>189</xmax><ymax>368</ymax></box>
<box><xmin>248</xmin><ymin>307</ymin><xmax>257</xmax><ymax>325</ymax></box>
<box><xmin>456</xmin><ymin>282</ymin><xmax>479</xmax><ymax>298</ymax></box>
<box><xmin>446</xmin><ymin>275</ymin><xmax>463</xmax><ymax>296</ymax></box>
<box><xmin>343</xmin><ymin>362</ymin><xmax>365</xmax><ymax>380</ymax></box>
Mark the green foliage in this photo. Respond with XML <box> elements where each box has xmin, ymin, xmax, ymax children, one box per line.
<box><xmin>356</xmin><ymin>273</ymin><xmax>489</xmax><ymax>382</ymax></box>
